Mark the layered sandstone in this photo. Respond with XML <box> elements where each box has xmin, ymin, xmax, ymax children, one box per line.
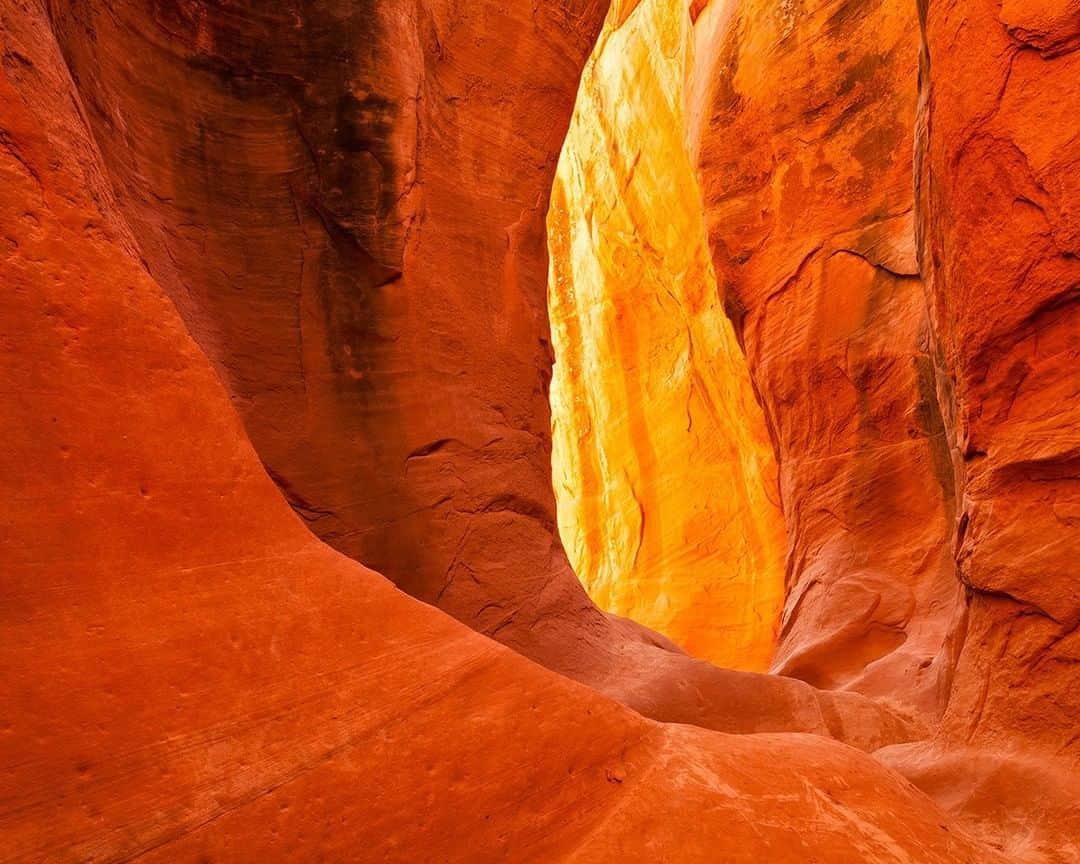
<box><xmin>686</xmin><ymin>0</ymin><xmax>1079</xmax><ymax>857</ymax></box>
<box><xmin>917</xmin><ymin>0</ymin><xmax>1080</xmax><ymax>757</ymax></box>
<box><xmin>548</xmin><ymin>0</ymin><xmax>786</xmax><ymax>671</ymax></box>
<box><xmin>43</xmin><ymin>0</ymin><xmax>602</xmax><ymax>630</ymax></box>
<box><xmin>3</xmin><ymin>0</ymin><xmax>1079</xmax><ymax>861</ymax></box>
<box><xmin>544</xmin><ymin>1</ymin><xmax>1080</xmax><ymax>858</ymax></box>
<box><xmin>877</xmin><ymin>0</ymin><xmax>1080</xmax><ymax>858</ymax></box>
<box><xmin>38</xmin><ymin>0</ymin><xmax>920</xmax><ymax>746</ymax></box>
<box><xmin>694</xmin><ymin>0</ymin><xmax>959</xmax><ymax>714</ymax></box>
<box><xmin>0</xmin><ymin>3</ymin><xmax>1003</xmax><ymax>861</ymax></box>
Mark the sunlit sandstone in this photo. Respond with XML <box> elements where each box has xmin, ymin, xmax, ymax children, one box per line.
<box><xmin>0</xmin><ymin>6</ymin><xmax>997</xmax><ymax>861</ymax></box>
<box><xmin>693</xmin><ymin>0</ymin><xmax>957</xmax><ymax>712</ymax></box>
<box><xmin>548</xmin><ymin>0</ymin><xmax>786</xmax><ymax>670</ymax></box>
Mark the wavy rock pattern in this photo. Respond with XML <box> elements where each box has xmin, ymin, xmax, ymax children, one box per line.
<box><xmin>32</xmin><ymin>0</ymin><xmax>918</xmax><ymax>742</ymax></box>
<box><xmin>548</xmin><ymin>0</ymin><xmax>787</xmax><ymax>671</ymax></box>
<box><xmin>0</xmin><ymin>3</ymin><xmax>1001</xmax><ymax>861</ymax></box>
<box><xmin>695</xmin><ymin>0</ymin><xmax>959</xmax><ymax>714</ymax></box>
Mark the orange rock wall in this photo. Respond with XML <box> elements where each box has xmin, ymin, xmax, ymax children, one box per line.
<box><xmin>882</xmin><ymin>1</ymin><xmax>1080</xmax><ymax>857</ymax></box>
<box><xmin>548</xmin><ymin>0</ymin><xmax>786</xmax><ymax>671</ymax></box>
<box><xmin>683</xmin><ymin>0</ymin><xmax>1079</xmax><ymax>856</ymax></box>
<box><xmin>43</xmin><ymin>0</ymin><xmax>603</xmax><ymax>631</ymax></box>
<box><xmin>37</xmin><ymin>0</ymin><xmax>918</xmax><ymax>745</ymax></box>
<box><xmin>3</xmin><ymin>0</ymin><xmax>1079</xmax><ymax>860</ymax></box>
<box><xmin>0</xmin><ymin>3</ymin><xmax>1005</xmax><ymax>861</ymax></box>
<box><xmin>545</xmin><ymin>2</ymin><xmax>1080</xmax><ymax>853</ymax></box>
<box><xmin>693</xmin><ymin>0</ymin><xmax>959</xmax><ymax>713</ymax></box>
<box><xmin>918</xmin><ymin>0</ymin><xmax>1080</xmax><ymax>756</ymax></box>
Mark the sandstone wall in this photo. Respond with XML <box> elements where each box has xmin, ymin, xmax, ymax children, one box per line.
<box><xmin>694</xmin><ymin>0</ymin><xmax>959</xmax><ymax>716</ymax></box>
<box><xmin>918</xmin><ymin>0</ymin><xmax>1080</xmax><ymax>758</ymax></box>
<box><xmin>548</xmin><ymin>0</ymin><xmax>787</xmax><ymax>671</ymax></box>
<box><xmin>3</xmin><ymin>0</ymin><xmax>1078</xmax><ymax>859</ymax></box>
<box><xmin>0</xmin><ymin>3</ymin><xmax>1000</xmax><ymax>860</ymax></box>
<box><xmin>44</xmin><ymin>0</ymin><xmax>604</xmax><ymax>634</ymax></box>
<box><xmin>878</xmin><ymin>1</ymin><xmax>1080</xmax><ymax>858</ymax></box>
<box><xmin>35</xmin><ymin>0</ymin><xmax>919</xmax><ymax>742</ymax></box>
<box><xmin>687</xmin><ymin>0</ymin><xmax>1079</xmax><ymax>857</ymax></box>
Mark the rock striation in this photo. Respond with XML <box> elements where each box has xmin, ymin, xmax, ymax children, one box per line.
<box><xmin>881</xmin><ymin>0</ymin><xmax>1080</xmax><ymax>859</ymax></box>
<box><xmin>695</xmin><ymin>0</ymin><xmax>959</xmax><ymax>715</ymax></box>
<box><xmin>548</xmin><ymin>0</ymin><xmax>787</xmax><ymax>672</ymax></box>
<box><xmin>37</xmin><ymin>0</ymin><xmax>916</xmax><ymax>745</ymax></box>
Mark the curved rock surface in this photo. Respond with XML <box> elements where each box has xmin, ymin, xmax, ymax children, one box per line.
<box><xmin>0</xmin><ymin>3</ymin><xmax>1000</xmax><ymax>861</ymax></box>
<box><xmin>548</xmin><ymin>0</ymin><xmax>787</xmax><ymax>672</ymax></box>
<box><xmin>35</xmin><ymin>0</ymin><xmax>918</xmax><ymax>746</ymax></box>
<box><xmin>898</xmin><ymin>0</ymin><xmax>1080</xmax><ymax>858</ymax></box>
<box><xmin>695</xmin><ymin>0</ymin><xmax>958</xmax><ymax>715</ymax></box>
<box><xmin>556</xmin><ymin>0</ymin><xmax>1079</xmax><ymax>858</ymax></box>
<box><xmin>2</xmin><ymin>0</ymin><xmax>1078</xmax><ymax>861</ymax></box>
<box><xmin>43</xmin><ymin>0</ymin><xmax>603</xmax><ymax>636</ymax></box>
<box><xmin>687</xmin><ymin>0</ymin><xmax>1079</xmax><ymax>856</ymax></box>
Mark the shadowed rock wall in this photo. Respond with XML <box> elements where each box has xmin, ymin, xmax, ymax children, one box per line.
<box><xmin>44</xmin><ymin>0</ymin><xmax>602</xmax><ymax>632</ymax></box>
<box><xmin>0</xmin><ymin>3</ymin><xmax>1003</xmax><ymax>861</ymax></box>
<box><xmin>39</xmin><ymin>0</ymin><xmax>917</xmax><ymax>743</ymax></box>
<box><xmin>879</xmin><ymin>1</ymin><xmax>1080</xmax><ymax>859</ymax></box>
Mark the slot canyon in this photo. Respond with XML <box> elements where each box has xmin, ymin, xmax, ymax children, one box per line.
<box><xmin>1</xmin><ymin>0</ymin><xmax>1077</xmax><ymax>860</ymax></box>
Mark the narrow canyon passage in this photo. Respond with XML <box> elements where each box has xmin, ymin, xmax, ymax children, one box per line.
<box><xmin>548</xmin><ymin>0</ymin><xmax>786</xmax><ymax>672</ymax></box>
<box><xmin>1</xmin><ymin>0</ymin><xmax>1078</xmax><ymax>862</ymax></box>
<box><xmin>42</xmin><ymin>0</ymin><xmax>918</xmax><ymax>742</ymax></box>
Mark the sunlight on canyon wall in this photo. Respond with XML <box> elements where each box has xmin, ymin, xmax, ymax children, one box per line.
<box><xmin>547</xmin><ymin>0</ymin><xmax>786</xmax><ymax>670</ymax></box>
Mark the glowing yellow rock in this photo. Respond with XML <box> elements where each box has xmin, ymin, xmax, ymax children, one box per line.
<box><xmin>547</xmin><ymin>0</ymin><xmax>786</xmax><ymax>671</ymax></box>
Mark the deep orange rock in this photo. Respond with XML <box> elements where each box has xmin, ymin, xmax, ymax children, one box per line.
<box><xmin>42</xmin><ymin>0</ymin><xmax>597</xmax><ymax>626</ymax></box>
<box><xmin>918</xmin><ymin>0</ymin><xmax>1080</xmax><ymax>751</ymax></box>
<box><xmin>694</xmin><ymin>0</ymin><xmax>959</xmax><ymax>715</ymax></box>
<box><xmin>36</xmin><ymin>0</ymin><xmax>921</xmax><ymax>747</ymax></box>
<box><xmin>3</xmin><ymin>0</ymin><xmax>1078</xmax><ymax>860</ymax></box>
<box><xmin>880</xmin><ymin>0</ymin><xmax>1080</xmax><ymax>858</ymax></box>
<box><xmin>0</xmin><ymin>3</ymin><xmax>1003</xmax><ymax>861</ymax></box>
<box><xmin>680</xmin><ymin>0</ymin><xmax>1079</xmax><ymax>858</ymax></box>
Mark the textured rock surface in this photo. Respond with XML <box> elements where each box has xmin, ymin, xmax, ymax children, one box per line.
<box><xmin>3</xmin><ymin>0</ymin><xmax>1079</xmax><ymax>860</ymax></box>
<box><xmin>896</xmin><ymin>0</ymin><xmax>1080</xmax><ymax>858</ymax></box>
<box><xmin>545</xmin><ymin>0</ymin><xmax>1079</xmax><ymax>858</ymax></box>
<box><xmin>0</xmin><ymin>4</ymin><xmax>1002</xmax><ymax>861</ymax></box>
<box><xmin>694</xmin><ymin>0</ymin><xmax>958</xmax><ymax>714</ymax></box>
<box><xmin>43</xmin><ymin>0</ymin><xmax>604</xmax><ymax>637</ymax></box>
<box><xmin>684</xmin><ymin>0</ymin><xmax>1079</xmax><ymax>858</ymax></box>
<box><xmin>918</xmin><ymin>0</ymin><xmax>1080</xmax><ymax>754</ymax></box>
<box><xmin>36</xmin><ymin>0</ymin><xmax>920</xmax><ymax>746</ymax></box>
<box><xmin>548</xmin><ymin>0</ymin><xmax>786</xmax><ymax>671</ymax></box>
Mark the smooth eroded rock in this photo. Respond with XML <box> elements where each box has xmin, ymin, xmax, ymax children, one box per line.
<box><xmin>548</xmin><ymin>0</ymin><xmax>787</xmax><ymax>671</ymax></box>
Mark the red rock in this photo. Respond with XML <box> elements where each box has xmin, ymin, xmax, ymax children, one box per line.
<box><xmin>0</xmin><ymin>3</ymin><xmax>1004</xmax><ymax>861</ymax></box>
<box><xmin>884</xmin><ymin>0</ymin><xmax>1080</xmax><ymax>858</ymax></box>
<box><xmin>686</xmin><ymin>0</ymin><xmax>1078</xmax><ymax>857</ymax></box>
<box><xmin>46</xmin><ymin>0</ymin><xmax>609</xmax><ymax>614</ymax></box>
<box><xmin>695</xmin><ymin>0</ymin><xmax>960</xmax><ymax>716</ymax></box>
<box><xmin>3</xmin><ymin>0</ymin><xmax>1077</xmax><ymax>860</ymax></box>
<box><xmin>36</xmin><ymin>0</ymin><xmax>919</xmax><ymax>746</ymax></box>
<box><xmin>917</xmin><ymin>0</ymin><xmax>1080</xmax><ymax>749</ymax></box>
<box><xmin>43</xmin><ymin>0</ymin><xmax>610</xmax><ymax>659</ymax></box>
